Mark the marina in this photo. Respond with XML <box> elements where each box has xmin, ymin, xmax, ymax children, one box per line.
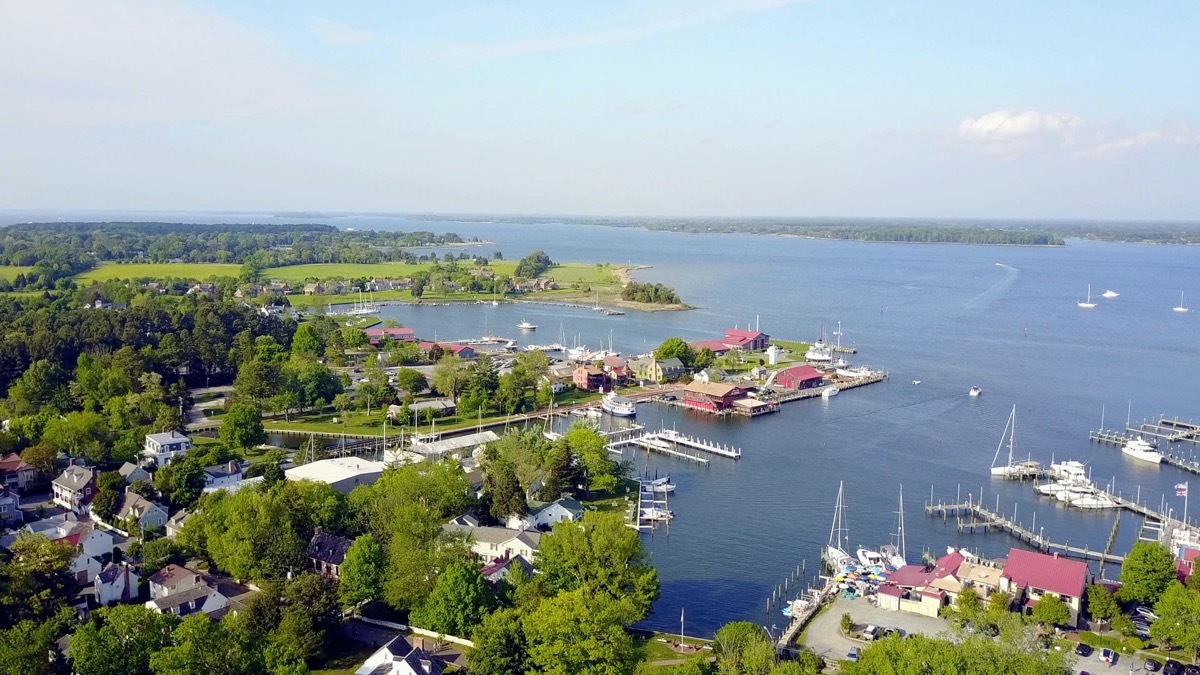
<box><xmin>1088</xmin><ymin>415</ymin><xmax>1200</xmax><ymax>446</ymax></box>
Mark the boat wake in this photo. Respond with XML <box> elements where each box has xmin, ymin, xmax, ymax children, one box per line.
<box><xmin>963</xmin><ymin>263</ymin><xmax>1019</xmax><ymax>310</ymax></box>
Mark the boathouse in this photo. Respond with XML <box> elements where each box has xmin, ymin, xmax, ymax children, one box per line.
<box><xmin>689</xmin><ymin>339</ymin><xmax>732</xmax><ymax>357</ymax></box>
<box><xmin>681</xmin><ymin>381</ymin><xmax>747</xmax><ymax>413</ymax></box>
<box><xmin>775</xmin><ymin>364</ymin><xmax>824</xmax><ymax>389</ymax></box>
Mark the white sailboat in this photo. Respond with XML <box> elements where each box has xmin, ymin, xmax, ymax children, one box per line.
<box><xmin>878</xmin><ymin>486</ymin><xmax>907</xmax><ymax>569</ymax></box>
<box><xmin>1174</xmin><ymin>291</ymin><xmax>1189</xmax><ymax>313</ymax></box>
<box><xmin>990</xmin><ymin>405</ymin><xmax>1034</xmax><ymax>477</ymax></box>
<box><xmin>826</xmin><ymin>481</ymin><xmax>852</xmax><ymax>570</ymax></box>
<box><xmin>1077</xmin><ymin>284</ymin><xmax>1097</xmax><ymax>309</ymax></box>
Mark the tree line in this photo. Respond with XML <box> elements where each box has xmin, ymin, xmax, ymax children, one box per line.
<box><xmin>622</xmin><ymin>281</ymin><xmax>682</xmax><ymax>305</ymax></box>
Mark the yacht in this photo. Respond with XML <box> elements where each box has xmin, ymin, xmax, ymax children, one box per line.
<box><xmin>880</xmin><ymin>486</ymin><xmax>907</xmax><ymax>568</ymax></box>
<box><xmin>1069</xmin><ymin>492</ymin><xmax>1120</xmax><ymax>510</ymax></box>
<box><xmin>640</xmin><ymin>507</ymin><xmax>674</xmax><ymax>521</ymax></box>
<box><xmin>822</xmin><ymin>386</ymin><xmax>839</xmax><ymax>398</ymax></box>
<box><xmin>600</xmin><ymin>392</ymin><xmax>637</xmax><ymax>417</ymax></box>
<box><xmin>1121</xmin><ymin>437</ymin><xmax>1163</xmax><ymax>464</ymax></box>
<box><xmin>856</xmin><ymin>547</ymin><xmax>885</xmax><ymax>568</ymax></box>
<box><xmin>517</xmin><ymin>320</ymin><xmax>537</xmax><ymax>331</ymax></box>
<box><xmin>1102</xmin><ymin>290</ymin><xmax>1119</xmax><ymax>299</ymax></box>
<box><xmin>835</xmin><ymin>366</ymin><xmax>873</xmax><ymax>379</ymax></box>
<box><xmin>969</xmin><ymin>386</ymin><xmax>982</xmax><ymax>398</ymax></box>
<box><xmin>1078</xmin><ymin>284</ymin><xmax>1097</xmax><ymax>309</ymax></box>
<box><xmin>991</xmin><ymin>405</ymin><xmax>1037</xmax><ymax>477</ymax></box>
<box><xmin>805</xmin><ymin>341</ymin><xmax>833</xmax><ymax>362</ymax></box>
<box><xmin>911</xmin><ymin>380</ymin><xmax>921</xmax><ymax>385</ymax></box>
<box><xmin>1174</xmin><ymin>291</ymin><xmax>1189</xmax><ymax>313</ymax></box>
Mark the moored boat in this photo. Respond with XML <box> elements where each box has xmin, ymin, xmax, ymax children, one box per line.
<box><xmin>1121</xmin><ymin>437</ymin><xmax>1163</xmax><ymax>464</ymax></box>
<box><xmin>969</xmin><ymin>386</ymin><xmax>982</xmax><ymax>397</ymax></box>
<box><xmin>517</xmin><ymin>320</ymin><xmax>537</xmax><ymax>330</ymax></box>
<box><xmin>822</xmin><ymin>387</ymin><xmax>839</xmax><ymax>398</ymax></box>
<box><xmin>835</xmin><ymin>366</ymin><xmax>873</xmax><ymax>379</ymax></box>
<box><xmin>601</xmin><ymin>392</ymin><xmax>637</xmax><ymax>417</ymax></box>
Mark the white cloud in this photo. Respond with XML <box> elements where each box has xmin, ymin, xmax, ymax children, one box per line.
<box><xmin>0</xmin><ymin>1</ymin><xmax>327</xmax><ymax>130</ymax></box>
<box><xmin>308</xmin><ymin>17</ymin><xmax>374</xmax><ymax>46</ymax></box>
<box><xmin>958</xmin><ymin>110</ymin><xmax>1083</xmax><ymax>141</ymax></box>
<box><xmin>406</xmin><ymin>0</ymin><xmax>803</xmax><ymax>65</ymax></box>
<box><xmin>1079</xmin><ymin>126</ymin><xmax>1200</xmax><ymax>159</ymax></box>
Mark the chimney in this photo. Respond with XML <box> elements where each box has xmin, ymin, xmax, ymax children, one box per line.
<box><xmin>1053</xmin><ymin>552</ymin><xmax>1059</xmax><ymax>559</ymax></box>
<box><xmin>228</xmin><ymin>460</ymin><xmax>238</xmax><ymax>474</ymax></box>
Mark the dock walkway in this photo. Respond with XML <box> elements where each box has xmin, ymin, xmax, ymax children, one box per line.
<box><xmin>924</xmin><ymin>499</ymin><xmax>1125</xmax><ymax>563</ymax></box>
<box><xmin>775</xmin><ymin>580</ymin><xmax>834</xmax><ymax>651</ymax></box>
<box><xmin>657</xmin><ymin>429</ymin><xmax>741</xmax><ymax>459</ymax></box>
<box><xmin>1090</xmin><ymin>417</ymin><xmax>1200</xmax><ymax>447</ymax></box>
<box><xmin>608</xmin><ymin>434</ymin><xmax>710</xmax><ymax>465</ymax></box>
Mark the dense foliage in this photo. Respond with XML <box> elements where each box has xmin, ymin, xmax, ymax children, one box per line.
<box><xmin>513</xmin><ymin>250</ymin><xmax>553</xmax><ymax>279</ymax></box>
<box><xmin>622</xmin><ymin>281</ymin><xmax>682</xmax><ymax>305</ymax></box>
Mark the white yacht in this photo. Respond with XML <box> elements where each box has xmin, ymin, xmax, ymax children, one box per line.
<box><xmin>601</xmin><ymin>392</ymin><xmax>637</xmax><ymax>417</ymax></box>
<box><xmin>805</xmin><ymin>341</ymin><xmax>833</xmax><ymax>362</ymax></box>
<box><xmin>1121</xmin><ymin>437</ymin><xmax>1163</xmax><ymax>464</ymax></box>
<box><xmin>969</xmin><ymin>386</ymin><xmax>982</xmax><ymax>398</ymax></box>
<box><xmin>1078</xmin><ymin>284</ymin><xmax>1097</xmax><ymax>309</ymax></box>
<box><xmin>991</xmin><ymin>405</ymin><xmax>1042</xmax><ymax>478</ymax></box>
<box><xmin>856</xmin><ymin>547</ymin><xmax>884</xmax><ymax>568</ymax></box>
<box><xmin>835</xmin><ymin>366</ymin><xmax>873</xmax><ymax>379</ymax></box>
<box><xmin>826</xmin><ymin>481</ymin><xmax>853</xmax><ymax>570</ymax></box>
<box><xmin>1174</xmin><ymin>291</ymin><xmax>1189</xmax><ymax>313</ymax></box>
<box><xmin>822</xmin><ymin>386</ymin><xmax>839</xmax><ymax>398</ymax></box>
<box><xmin>1102</xmin><ymin>290</ymin><xmax>1119</xmax><ymax>299</ymax></box>
<box><xmin>880</xmin><ymin>486</ymin><xmax>907</xmax><ymax>568</ymax></box>
<box><xmin>517</xmin><ymin>320</ymin><xmax>537</xmax><ymax>331</ymax></box>
<box><xmin>1069</xmin><ymin>492</ymin><xmax>1120</xmax><ymax>510</ymax></box>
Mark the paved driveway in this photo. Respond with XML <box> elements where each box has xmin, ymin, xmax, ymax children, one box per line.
<box><xmin>802</xmin><ymin>596</ymin><xmax>950</xmax><ymax>661</ymax></box>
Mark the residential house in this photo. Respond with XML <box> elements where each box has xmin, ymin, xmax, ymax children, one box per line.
<box><xmin>95</xmin><ymin>562</ymin><xmax>139</xmax><ymax>606</ymax></box>
<box><xmin>417</xmin><ymin>341</ymin><xmax>476</xmax><ymax>359</ymax></box>
<box><xmin>145</xmin><ymin>581</ymin><xmax>229</xmax><ymax>617</ymax></box>
<box><xmin>52</xmin><ymin>465</ymin><xmax>97</xmax><ymax>514</ymax></box>
<box><xmin>355</xmin><ymin>635</ymin><xmax>452</xmax><ymax>675</ymax></box>
<box><xmin>233</xmin><ymin>285</ymin><xmax>259</xmax><ymax>299</ymax></box>
<box><xmin>628</xmin><ymin>357</ymin><xmax>663</xmax><ymax>383</ymax></box>
<box><xmin>186</xmin><ymin>283</ymin><xmax>215</xmax><ymax>296</ymax></box>
<box><xmin>999</xmin><ymin>548</ymin><xmax>1089</xmax><ymax>627</ymax></box>
<box><xmin>118</xmin><ymin>462</ymin><xmax>152</xmax><ymax>485</ymax></box>
<box><xmin>112</xmin><ymin>489</ymin><xmax>169</xmax><ymax>531</ymax></box>
<box><xmin>540</xmin><ymin>375</ymin><xmax>568</xmax><ymax>394</ymax></box>
<box><xmin>689</xmin><ymin>339</ymin><xmax>732</xmax><ymax>357</ymax></box>
<box><xmin>602</xmin><ymin>356</ymin><xmax>630</xmax><ymax>387</ymax></box>
<box><xmin>0</xmin><ymin>486</ymin><xmax>20</xmax><ymax>527</ymax></box>
<box><xmin>303</xmin><ymin>282</ymin><xmax>325</xmax><ymax>295</ymax></box>
<box><xmin>308</xmin><ymin>528</ymin><xmax>353</xmax><ymax>579</ymax></box>
<box><xmin>572</xmin><ymin>365</ymin><xmax>606</xmax><ymax>391</ymax></box>
<box><xmin>263</xmin><ymin>282</ymin><xmax>292</xmax><ymax>295</ymax></box>
<box><xmin>681</xmin><ymin>381</ymin><xmax>748</xmax><ymax>413</ymax></box>
<box><xmin>64</xmin><ymin>546</ymin><xmax>103</xmax><ymax>585</ymax></box>
<box><xmin>506</xmin><ymin>497</ymin><xmax>584</xmax><ymax>532</ymax></box>
<box><xmin>202</xmin><ymin>461</ymin><xmax>245</xmax><ymax>493</ymax></box>
<box><xmin>657</xmin><ymin>357</ymin><xmax>687</xmax><ymax>381</ymax></box>
<box><xmin>775</xmin><ymin>364</ymin><xmax>825</xmax><ymax>390</ymax></box>
<box><xmin>165</xmin><ymin>509</ymin><xmax>191</xmax><ymax>539</ymax></box>
<box><xmin>722</xmin><ymin>328</ymin><xmax>770</xmax><ymax>351</ymax></box>
<box><xmin>143</xmin><ymin>431</ymin><xmax>193</xmax><ymax>467</ymax></box>
<box><xmin>482</xmin><ymin>555</ymin><xmax>535</xmax><ymax>585</ymax></box>
<box><xmin>3</xmin><ymin>515</ymin><xmax>117</xmax><ymax>562</ymax></box>
<box><xmin>442</xmin><ymin>522</ymin><xmax>541</xmax><ymax>562</ymax></box>
<box><xmin>0</xmin><ymin>453</ymin><xmax>38</xmax><ymax>492</ymax></box>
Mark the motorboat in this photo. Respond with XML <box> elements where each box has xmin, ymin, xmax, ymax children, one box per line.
<box><xmin>856</xmin><ymin>546</ymin><xmax>884</xmax><ymax>568</ymax></box>
<box><xmin>1050</xmin><ymin>459</ymin><xmax>1088</xmax><ymax>482</ymax></box>
<box><xmin>650</xmin><ymin>481</ymin><xmax>676</xmax><ymax>494</ymax></box>
<box><xmin>1102</xmin><ymin>290</ymin><xmax>1119</xmax><ymax>299</ymax></box>
<box><xmin>911</xmin><ymin>380</ymin><xmax>921</xmax><ymax>385</ymax></box>
<box><xmin>835</xmin><ymin>366</ymin><xmax>873</xmax><ymax>379</ymax></box>
<box><xmin>601</xmin><ymin>392</ymin><xmax>637</xmax><ymax>417</ymax></box>
<box><xmin>969</xmin><ymin>386</ymin><xmax>982</xmax><ymax>397</ymax></box>
<box><xmin>1078</xmin><ymin>284</ymin><xmax>1097</xmax><ymax>309</ymax></box>
<box><xmin>1069</xmin><ymin>493</ymin><xmax>1120</xmax><ymax>510</ymax></box>
<box><xmin>640</xmin><ymin>507</ymin><xmax>674</xmax><ymax>521</ymax></box>
<box><xmin>517</xmin><ymin>320</ymin><xmax>537</xmax><ymax>330</ymax></box>
<box><xmin>1121</xmin><ymin>437</ymin><xmax>1163</xmax><ymax>464</ymax></box>
<box><xmin>822</xmin><ymin>387</ymin><xmax>839</xmax><ymax>398</ymax></box>
<box><xmin>1174</xmin><ymin>291</ymin><xmax>1189</xmax><ymax>313</ymax></box>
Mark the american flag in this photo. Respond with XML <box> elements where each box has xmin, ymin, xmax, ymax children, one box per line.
<box><xmin>1177</xmin><ymin>483</ymin><xmax>1188</xmax><ymax>497</ymax></box>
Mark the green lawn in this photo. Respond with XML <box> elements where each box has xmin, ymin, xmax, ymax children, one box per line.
<box><xmin>265</xmin><ymin>261</ymin><xmax>522</xmax><ymax>283</ymax></box>
<box><xmin>633</xmin><ymin>631</ymin><xmax>713</xmax><ymax>664</ymax></box>
<box><xmin>312</xmin><ymin>640</ymin><xmax>377</xmax><ymax>675</ymax></box>
<box><xmin>546</xmin><ymin>263</ymin><xmax>619</xmax><ymax>285</ymax></box>
<box><xmin>0</xmin><ymin>266</ymin><xmax>38</xmax><ymax>281</ymax></box>
<box><xmin>77</xmin><ymin>262</ymin><xmax>241</xmax><ymax>282</ymax></box>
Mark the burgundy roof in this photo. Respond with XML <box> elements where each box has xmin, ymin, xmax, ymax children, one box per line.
<box><xmin>365</xmin><ymin>327</ymin><xmax>415</xmax><ymax>337</ymax></box>
<box><xmin>877</xmin><ymin>584</ymin><xmax>904</xmax><ymax>597</ymax></box>
<box><xmin>887</xmin><ymin>564</ymin><xmax>934</xmax><ymax>588</ymax></box>
<box><xmin>1183</xmin><ymin>548</ymin><xmax>1200</xmax><ymax>564</ymax></box>
<box><xmin>690</xmin><ymin>339</ymin><xmax>731</xmax><ymax>353</ymax></box>
<box><xmin>1177</xmin><ymin>561</ymin><xmax>1191</xmax><ymax>584</ymax></box>
<box><xmin>934</xmin><ymin>551</ymin><xmax>966</xmax><ymax>579</ymax></box>
<box><xmin>0</xmin><ymin>453</ymin><xmax>33</xmax><ymax>473</ymax></box>
<box><xmin>780</xmin><ymin>365</ymin><xmax>823</xmax><ymax>381</ymax></box>
<box><xmin>724</xmin><ymin>329</ymin><xmax>767</xmax><ymax>340</ymax></box>
<box><xmin>1001</xmin><ymin>548</ymin><xmax>1088</xmax><ymax>598</ymax></box>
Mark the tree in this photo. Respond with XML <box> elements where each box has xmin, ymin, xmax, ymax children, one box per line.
<box><xmin>1118</xmin><ymin>541</ymin><xmax>1177</xmax><ymax>605</ymax></box>
<box><xmin>0</xmin><ymin>609</ymin><xmax>74</xmax><ymax>675</ymax></box>
<box><xmin>269</xmin><ymin>390</ymin><xmax>301</xmax><ymax>422</ymax></box>
<box><xmin>536</xmin><ymin>511</ymin><xmax>660</xmax><ymax>622</ymax></box>
<box><xmin>956</xmin><ymin>586</ymin><xmax>982</xmax><ymax>617</ymax></box>
<box><xmin>219</xmin><ymin>402</ymin><xmax>266</xmax><ymax>453</ymax></box>
<box><xmin>394</xmin><ymin>368</ymin><xmax>428</xmax><ymax>395</ymax></box>
<box><xmin>470</xmin><ymin>607</ymin><xmax>528</xmax><ymax>675</ymax></box>
<box><xmin>523</xmin><ymin>588</ymin><xmax>635</xmax><ymax>675</ymax></box>
<box><xmin>281</xmin><ymin>573</ymin><xmax>342</xmax><ymax>663</ymax></box>
<box><xmin>714</xmin><ymin>621</ymin><xmax>774</xmax><ymax>675</ymax></box>
<box><xmin>19</xmin><ymin>443</ymin><xmax>58</xmax><ymax>476</ymax></box>
<box><xmin>986</xmin><ymin>590</ymin><xmax>1012</xmax><ymax>615</ymax></box>
<box><xmin>484</xmin><ymin>458</ymin><xmax>527</xmax><ymax>522</ymax></box>
<box><xmin>410</xmin><ymin>562</ymin><xmax>497</xmax><ymax>637</ymax></box>
<box><xmin>842</xmin><ymin>630</ymin><xmax>1072</xmax><ymax>675</ymax></box>
<box><xmin>1152</xmin><ymin>582</ymin><xmax>1200</xmax><ymax>662</ymax></box>
<box><xmin>91</xmin><ymin>488</ymin><xmax>120</xmax><ymax>522</ymax></box>
<box><xmin>340</xmin><ymin>533</ymin><xmax>387</xmax><ymax>608</ymax></box>
<box><xmin>431</xmin><ymin>353</ymin><xmax>468</xmax><ymax>403</ymax></box>
<box><xmin>332</xmin><ymin>392</ymin><xmax>352</xmax><ymax>419</ymax></box>
<box><xmin>291</xmin><ymin>324</ymin><xmax>325</xmax><ymax>359</ymax></box>
<box><xmin>692</xmin><ymin>347</ymin><xmax>716</xmax><ymax>370</ymax></box>
<box><xmin>1087</xmin><ymin>583</ymin><xmax>1119</xmax><ymax>622</ymax></box>
<box><xmin>563</xmin><ymin>425</ymin><xmax>620</xmax><ymax>494</ymax></box>
<box><xmin>1031</xmin><ymin>593</ymin><xmax>1071</xmax><ymax>628</ymax></box>
<box><xmin>232</xmin><ymin>358</ymin><xmax>281</xmax><ymax>407</ymax></box>
<box><xmin>70</xmin><ymin>604</ymin><xmax>179</xmax><ymax>675</ymax></box>
<box><xmin>654</xmin><ymin>337</ymin><xmax>694</xmax><ymax>367</ymax></box>
<box><xmin>149</xmin><ymin>614</ymin><xmax>262</xmax><ymax>675</ymax></box>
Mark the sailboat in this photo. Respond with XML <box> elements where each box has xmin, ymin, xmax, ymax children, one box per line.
<box><xmin>878</xmin><ymin>486</ymin><xmax>907</xmax><ymax>569</ymax></box>
<box><xmin>1077</xmin><ymin>284</ymin><xmax>1097</xmax><ymax>309</ymax></box>
<box><xmin>1174</xmin><ymin>291</ymin><xmax>1189</xmax><ymax>313</ymax></box>
<box><xmin>989</xmin><ymin>405</ymin><xmax>1040</xmax><ymax>477</ymax></box>
<box><xmin>826</xmin><ymin>481</ymin><xmax>852</xmax><ymax>570</ymax></box>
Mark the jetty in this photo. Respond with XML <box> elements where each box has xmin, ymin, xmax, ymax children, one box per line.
<box><xmin>924</xmin><ymin>498</ymin><xmax>1126</xmax><ymax>564</ymax></box>
<box><xmin>627</xmin><ymin>479</ymin><xmax>673</xmax><ymax>531</ymax></box>
<box><xmin>607</xmin><ymin>433</ymin><xmax>709</xmax><ymax>465</ymax></box>
<box><xmin>1089</xmin><ymin>416</ymin><xmax>1200</xmax><ymax>447</ymax></box>
<box><xmin>657</xmin><ymin>428</ymin><xmax>742</xmax><ymax>459</ymax></box>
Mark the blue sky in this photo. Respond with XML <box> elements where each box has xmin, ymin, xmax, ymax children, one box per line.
<box><xmin>2</xmin><ymin>1</ymin><xmax>1198</xmax><ymax>219</ymax></box>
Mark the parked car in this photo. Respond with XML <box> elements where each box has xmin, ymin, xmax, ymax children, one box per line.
<box><xmin>1143</xmin><ymin>657</ymin><xmax>1162</xmax><ymax>672</ymax></box>
<box><xmin>1183</xmin><ymin>665</ymin><xmax>1200</xmax><ymax>675</ymax></box>
<box><xmin>1074</xmin><ymin>643</ymin><xmax>1094</xmax><ymax>657</ymax></box>
<box><xmin>1100</xmin><ymin>648</ymin><xmax>1116</xmax><ymax>664</ymax></box>
<box><xmin>1163</xmin><ymin>659</ymin><xmax>1183</xmax><ymax>675</ymax></box>
<box><xmin>862</xmin><ymin>625</ymin><xmax>880</xmax><ymax>641</ymax></box>
<box><xmin>1136</xmin><ymin>606</ymin><xmax>1161</xmax><ymax>622</ymax></box>
<box><xmin>846</xmin><ymin>647</ymin><xmax>860</xmax><ymax>662</ymax></box>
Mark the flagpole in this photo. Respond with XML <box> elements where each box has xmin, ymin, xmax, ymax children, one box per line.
<box><xmin>680</xmin><ymin>607</ymin><xmax>685</xmax><ymax>646</ymax></box>
<box><xmin>1186</xmin><ymin>481</ymin><xmax>1189</xmax><ymax>525</ymax></box>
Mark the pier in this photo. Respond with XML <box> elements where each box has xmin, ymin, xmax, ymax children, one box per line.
<box><xmin>924</xmin><ymin>499</ymin><xmax>1126</xmax><ymax>564</ymax></box>
<box><xmin>657</xmin><ymin>428</ymin><xmax>742</xmax><ymax>459</ymax></box>
<box><xmin>627</xmin><ymin>479</ymin><xmax>673</xmax><ymax>530</ymax></box>
<box><xmin>607</xmin><ymin>433</ymin><xmax>710</xmax><ymax>465</ymax></box>
<box><xmin>1089</xmin><ymin>416</ymin><xmax>1200</xmax><ymax>447</ymax></box>
<box><xmin>1163</xmin><ymin>453</ymin><xmax>1200</xmax><ymax>478</ymax></box>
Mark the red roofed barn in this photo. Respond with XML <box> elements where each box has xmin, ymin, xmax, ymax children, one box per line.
<box><xmin>722</xmin><ymin>328</ymin><xmax>770</xmax><ymax>351</ymax></box>
<box><xmin>775</xmin><ymin>365</ymin><xmax>825</xmax><ymax>390</ymax></box>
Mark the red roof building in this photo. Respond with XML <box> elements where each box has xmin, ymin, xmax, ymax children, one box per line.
<box><xmin>723</xmin><ymin>328</ymin><xmax>770</xmax><ymax>351</ymax></box>
<box><xmin>999</xmin><ymin>548</ymin><xmax>1089</xmax><ymax>627</ymax></box>
<box><xmin>690</xmin><ymin>339</ymin><xmax>732</xmax><ymax>357</ymax></box>
<box><xmin>365</xmin><ymin>327</ymin><xmax>416</xmax><ymax>345</ymax></box>
<box><xmin>775</xmin><ymin>364</ymin><xmax>825</xmax><ymax>390</ymax></box>
<box><xmin>418</xmin><ymin>342</ymin><xmax>476</xmax><ymax>359</ymax></box>
<box><xmin>681</xmin><ymin>381</ymin><xmax>747</xmax><ymax>412</ymax></box>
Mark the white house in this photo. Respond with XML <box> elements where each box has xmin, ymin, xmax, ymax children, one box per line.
<box><xmin>95</xmin><ymin>562</ymin><xmax>139</xmax><ymax>606</ymax></box>
<box><xmin>165</xmin><ymin>509</ymin><xmax>192</xmax><ymax>539</ymax></box>
<box><xmin>442</xmin><ymin>522</ymin><xmax>541</xmax><ymax>562</ymax></box>
<box><xmin>355</xmin><ymin>636</ymin><xmax>450</xmax><ymax>675</ymax></box>
<box><xmin>148</xmin><ymin>564</ymin><xmax>201</xmax><ymax>600</ymax></box>
<box><xmin>66</xmin><ymin>549</ymin><xmax>103</xmax><ymax>585</ymax></box>
<box><xmin>505</xmin><ymin>497</ymin><xmax>584</xmax><ymax>531</ymax></box>
<box><xmin>143</xmin><ymin>431</ymin><xmax>193</xmax><ymax>467</ymax></box>
<box><xmin>202</xmin><ymin>461</ymin><xmax>246</xmax><ymax>493</ymax></box>
<box><xmin>145</xmin><ymin>582</ymin><xmax>228</xmax><ymax>617</ymax></box>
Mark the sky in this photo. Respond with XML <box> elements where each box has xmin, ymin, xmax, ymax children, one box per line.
<box><xmin>1</xmin><ymin>0</ymin><xmax>1198</xmax><ymax>220</ymax></box>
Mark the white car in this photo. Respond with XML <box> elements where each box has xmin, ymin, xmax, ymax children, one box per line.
<box><xmin>1135</xmin><ymin>606</ymin><xmax>1160</xmax><ymax>622</ymax></box>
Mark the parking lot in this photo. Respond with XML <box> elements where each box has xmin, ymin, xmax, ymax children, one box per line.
<box><xmin>802</xmin><ymin>596</ymin><xmax>951</xmax><ymax>661</ymax></box>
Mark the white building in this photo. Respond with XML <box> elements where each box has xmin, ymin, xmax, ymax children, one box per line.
<box><xmin>442</xmin><ymin>522</ymin><xmax>541</xmax><ymax>562</ymax></box>
<box><xmin>143</xmin><ymin>431</ymin><xmax>193</xmax><ymax>467</ymax></box>
<box><xmin>505</xmin><ymin>497</ymin><xmax>584</xmax><ymax>531</ymax></box>
<box><xmin>285</xmin><ymin>457</ymin><xmax>386</xmax><ymax>495</ymax></box>
<box><xmin>202</xmin><ymin>461</ymin><xmax>246</xmax><ymax>493</ymax></box>
<box><xmin>95</xmin><ymin>562</ymin><xmax>139</xmax><ymax>606</ymax></box>
<box><xmin>355</xmin><ymin>636</ymin><xmax>451</xmax><ymax>675</ymax></box>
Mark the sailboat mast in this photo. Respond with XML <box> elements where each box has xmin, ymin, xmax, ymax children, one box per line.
<box><xmin>897</xmin><ymin>485</ymin><xmax>906</xmax><ymax>562</ymax></box>
<box><xmin>1008</xmin><ymin>404</ymin><xmax>1016</xmax><ymax>467</ymax></box>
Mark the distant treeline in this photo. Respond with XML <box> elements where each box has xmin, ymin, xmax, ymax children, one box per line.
<box><xmin>621</xmin><ymin>281</ymin><xmax>681</xmax><ymax>305</ymax></box>
<box><xmin>0</xmin><ymin>222</ymin><xmax>475</xmax><ymax>267</ymax></box>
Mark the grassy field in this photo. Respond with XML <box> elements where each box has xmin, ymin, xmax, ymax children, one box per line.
<box><xmin>0</xmin><ymin>266</ymin><xmax>38</xmax><ymax>281</ymax></box>
<box><xmin>265</xmin><ymin>261</ymin><xmax>517</xmax><ymax>282</ymax></box>
<box><xmin>77</xmin><ymin>262</ymin><xmax>241</xmax><ymax>282</ymax></box>
<box><xmin>633</xmin><ymin>631</ymin><xmax>714</xmax><ymax>664</ymax></box>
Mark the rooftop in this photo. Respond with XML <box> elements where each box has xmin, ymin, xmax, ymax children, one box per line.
<box><xmin>53</xmin><ymin>465</ymin><xmax>94</xmax><ymax>491</ymax></box>
<box><xmin>0</xmin><ymin>453</ymin><xmax>33</xmax><ymax>473</ymax></box>
<box><xmin>411</xmin><ymin>431</ymin><xmax>500</xmax><ymax>457</ymax></box>
<box><xmin>285</xmin><ymin>457</ymin><xmax>386</xmax><ymax>485</ymax></box>
<box><xmin>146</xmin><ymin>431</ymin><xmax>190</xmax><ymax>445</ymax></box>
<box><xmin>1002</xmin><ymin>548</ymin><xmax>1088</xmax><ymax>598</ymax></box>
<box><xmin>308</xmin><ymin>529</ymin><xmax>354</xmax><ymax>566</ymax></box>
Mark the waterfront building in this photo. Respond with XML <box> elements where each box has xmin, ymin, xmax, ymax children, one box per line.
<box><xmin>505</xmin><ymin>497</ymin><xmax>584</xmax><ymax>531</ymax></box>
<box><xmin>681</xmin><ymin>381</ymin><xmax>748</xmax><ymax>412</ymax></box>
<box><xmin>999</xmin><ymin>548</ymin><xmax>1089</xmax><ymax>628</ymax></box>
<box><xmin>365</xmin><ymin>326</ymin><xmax>417</xmax><ymax>344</ymax></box>
<box><xmin>572</xmin><ymin>364</ymin><xmax>607</xmax><ymax>391</ymax></box>
<box><xmin>775</xmin><ymin>364</ymin><xmax>825</xmax><ymax>389</ymax></box>
<box><xmin>689</xmin><ymin>339</ymin><xmax>732</xmax><ymax>357</ymax></box>
<box><xmin>722</xmin><ymin>328</ymin><xmax>770</xmax><ymax>351</ymax></box>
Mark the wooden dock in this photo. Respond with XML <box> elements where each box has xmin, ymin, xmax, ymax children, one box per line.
<box><xmin>1090</xmin><ymin>417</ymin><xmax>1200</xmax><ymax>447</ymax></box>
<box><xmin>627</xmin><ymin>480</ymin><xmax>673</xmax><ymax>530</ymax></box>
<box><xmin>776</xmin><ymin>581</ymin><xmax>834</xmax><ymax>651</ymax></box>
<box><xmin>1163</xmin><ymin>453</ymin><xmax>1200</xmax><ymax>477</ymax></box>
<box><xmin>607</xmin><ymin>434</ymin><xmax>710</xmax><ymax>465</ymax></box>
<box><xmin>658</xmin><ymin>429</ymin><xmax>742</xmax><ymax>459</ymax></box>
<box><xmin>924</xmin><ymin>499</ymin><xmax>1125</xmax><ymax>563</ymax></box>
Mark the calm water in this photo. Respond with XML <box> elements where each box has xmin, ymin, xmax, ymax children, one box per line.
<box><xmin>10</xmin><ymin>210</ymin><xmax>1200</xmax><ymax>636</ymax></box>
